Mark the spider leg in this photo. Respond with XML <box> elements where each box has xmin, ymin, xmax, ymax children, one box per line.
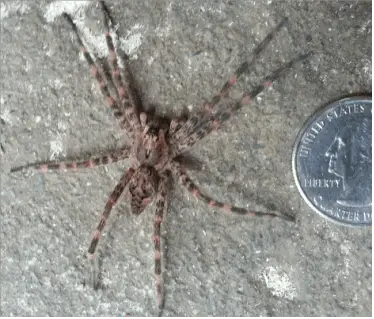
<box><xmin>169</xmin><ymin>119</ymin><xmax>179</xmax><ymax>135</ymax></box>
<box><xmin>62</xmin><ymin>13</ymin><xmax>134</xmax><ymax>137</ymax></box>
<box><xmin>87</xmin><ymin>167</ymin><xmax>135</xmax><ymax>259</ymax></box>
<box><xmin>153</xmin><ymin>172</ymin><xmax>169</xmax><ymax>309</ymax></box>
<box><xmin>171</xmin><ymin>161</ymin><xmax>294</xmax><ymax>221</ymax></box>
<box><xmin>169</xmin><ymin>118</ymin><xmax>187</xmax><ymax>136</ymax></box>
<box><xmin>99</xmin><ymin>1</ymin><xmax>141</xmax><ymax>134</ymax></box>
<box><xmin>171</xmin><ymin>51</ymin><xmax>313</xmax><ymax>157</ymax></box>
<box><xmin>171</xmin><ymin>17</ymin><xmax>288</xmax><ymax>141</ymax></box>
<box><xmin>10</xmin><ymin>147</ymin><xmax>130</xmax><ymax>173</ymax></box>
<box><xmin>140</xmin><ymin>112</ymin><xmax>147</xmax><ymax>128</ymax></box>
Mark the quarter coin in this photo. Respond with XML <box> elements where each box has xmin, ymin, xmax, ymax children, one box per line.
<box><xmin>292</xmin><ymin>96</ymin><xmax>372</xmax><ymax>226</ymax></box>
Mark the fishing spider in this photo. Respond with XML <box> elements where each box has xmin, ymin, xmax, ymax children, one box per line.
<box><xmin>11</xmin><ymin>1</ymin><xmax>311</xmax><ymax>310</ymax></box>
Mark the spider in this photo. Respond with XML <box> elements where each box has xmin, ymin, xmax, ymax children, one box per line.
<box><xmin>11</xmin><ymin>1</ymin><xmax>311</xmax><ymax>311</ymax></box>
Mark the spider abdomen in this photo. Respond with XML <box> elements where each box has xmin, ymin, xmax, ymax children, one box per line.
<box><xmin>128</xmin><ymin>165</ymin><xmax>159</xmax><ymax>214</ymax></box>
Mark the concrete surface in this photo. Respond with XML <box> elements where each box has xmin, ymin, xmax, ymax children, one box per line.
<box><xmin>1</xmin><ymin>0</ymin><xmax>371</xmax><ymax>316</ymax></box>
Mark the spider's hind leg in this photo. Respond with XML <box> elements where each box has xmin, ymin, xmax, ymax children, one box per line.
<box><xmin>153</xmin><ymin>172</ymin><xmax>169</xmax><ymax>309</ymax></box>
<box><xmin>171</xmin><ymin>161</ymin><xmax>294</xmax><ymax>221</ymax></box>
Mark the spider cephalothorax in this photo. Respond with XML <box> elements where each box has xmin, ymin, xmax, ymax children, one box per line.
<box><xmin>135</xmin><ymin>125</ymin><xmax>169</xmax><ymax>169</ymax></box>
<box><xmin>11</xmin><ymin>1</ymin><xmax>311</xmax><ymax>312</ymax></box>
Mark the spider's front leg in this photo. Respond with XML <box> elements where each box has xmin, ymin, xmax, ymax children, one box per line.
<box><xmin>170</xmin><ymin>17</ymin><xmax>289</xmax><ymax>143</ymax></box>
<box><xmin>10</xmin><ymin>147</ymin><xmax>131</xmax><ymax>173</ymax></box>
<box><xmin>62</xmin><ymin>14</ymin><xmax>129</xmax><ymax>132</ymax></box>
<box><xmin>153</xmin><ymin>172</ymin><xmax>169</xmax><ymax>309</ymax></box>
<box><xmin>63</xmin><ymin>9</ymin><xmax>141</xmax><ymax>141</ymax></box>
<box><xmin>171</xmin><ymin>51</ymin><xmax>313</xmax><ymax>157</ymax></box>
<box><xmin>98</xmin><ymin>1</ymin><xmax>141</xmax><ymax>134</ymax></box>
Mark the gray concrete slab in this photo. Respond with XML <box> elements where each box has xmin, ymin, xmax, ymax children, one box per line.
<box><xmin>1</xmin><ymin>0</ymin><xmax>371</xmax><ymax>316</ymax></box>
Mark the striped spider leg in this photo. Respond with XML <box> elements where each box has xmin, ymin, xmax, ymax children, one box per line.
<box><xmin>169</xmin><ymin>17</ymin><xmax>289</xmax><ymax>147</ymax></box>
<box><xmin>171</xmin><ymin>51</ymin><xmax>313</xmax><ymax>157</ymax></box>
<box><xmin>87</xmin><ymin>168</ymin><xmax>135</xmax><ymax>259</ymax></box>
<box><xmin>152</xmin><ymin>172</ymin><xmax>170</xmax><ymax>309</ymax></box>
<box><xmin>98</xmin><ymin>0</ymin><xmax>141</xmax><ymax>135</ymax></box>
<box><xmin>10</xmin><ymin>147</ymin><xmax>131</xmax><ymax>173</ymax></box>
<box><xmin>63</xmin><ymin>2</ymin><xmax>140</xmax><ymax>139</ymax></box>
<box><xmin>170</xmin><ymin>161</ymin><xmax>293</xmax><ymax>221</ymax></box>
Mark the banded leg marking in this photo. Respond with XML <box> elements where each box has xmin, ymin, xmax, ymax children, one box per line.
<box><xmin>87</xmin><ymin>168</ymin><xmax>135</xmax><ymax>258</ymax></box>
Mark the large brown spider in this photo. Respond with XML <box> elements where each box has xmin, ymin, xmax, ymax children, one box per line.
<box><xmin>11</xmin><ymin>1</ymin><xmax>311</xmax><ymax>310</ymax></box>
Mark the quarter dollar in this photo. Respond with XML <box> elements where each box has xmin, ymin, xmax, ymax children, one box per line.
<box><xmin>292</xmin><ymin>96</ymin><xmax>372</xmax><ymax>227</ymax></box>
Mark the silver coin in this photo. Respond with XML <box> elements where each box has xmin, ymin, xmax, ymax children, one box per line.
<box><xmin>292</xmin><ymin>96</ymin><xmax>372</xmax><ymax>227</ymax></box>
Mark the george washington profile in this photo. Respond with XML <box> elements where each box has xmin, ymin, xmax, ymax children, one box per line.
<box><xmin>325</xmin><ymin>117</ymin><xmax>372</xmax><ymax>207</ymax></box>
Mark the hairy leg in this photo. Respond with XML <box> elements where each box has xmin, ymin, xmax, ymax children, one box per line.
<box><xmin>171</xmin><ymin>17</ymin><xmax>288</xmax><ymax>142</ymax></box>
<box><xmin>87</xmin><ymin>167</ymin><xmax>135</xmax><ymax>259</ymax></box>
<box><xmin>62</xmin><ymin>13</ymin><xmax>134</xmax><ymax>137</ymax></box>
<box><xmin>171</xmin><ymin>52</ymin><xmax>312</xmax><ymax>157</ymax></box>
<box><xmin>10</xmin><ymin>147</ymin><xmax>131</xmax><ymax>173</ymax></box>
<box><xmin>169</xmin><ymin>117</ymin><xmax>186</xmax><ymax>136</ymax></box>
<box><xmin>170</xmin><ymin>161</ymin><xmax>294</xmax><ymax>221</ymax></box>
<box><xmin>99</xmin><ymin>1</ymin><xmax>141</xmax><ymax>135</ymax></box>
<box><xmin>153</xmin><ymin>172</ymin><xmax>169</xmax><ymax>309</ymax></box>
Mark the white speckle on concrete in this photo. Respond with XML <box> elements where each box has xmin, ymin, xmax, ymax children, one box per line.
<box><xmin>1</xmin><ymin>109</ymin><xmax>13</xmax><ymax>125</ymax></box>
<box><xmin>119</xmin><ymin>32</ymin><xmax>143</xmax><ymax>60</ymax></box>
<box><xmin>0</xmin><ymin>96</ymin><xmax>4</xmax><ymax>105</ymax></box>
<box><xmin>339</xmin><ymin>241</ymin><xmax>353</xmax><ymax>277</ymax></box>
<box><xmin>28</xmin><ymin>257</ymin><xmax>37</xmax><ymax>266</ymax></box>
<box><xmin>362</xmin><ymin>58</ymin><xmax>371</xmax><ymax>76</ymax></box>
<box><xmin>147</xmin><ymin>56</ymin><xmax>155</xmax><ymax>66</ymax></box>
<box><xmin>207</xmin><ymin>4</ymin><xmax>223</xmax><ymax>15</ymax></box>
<box><xmin>35</xmin><ymin>116</ymin><xmax>42</xmax><ymax>123</ymax></box>
<box><xmin>45</xmin><ymin>1</ymin><xmax>107</xmax><ymax>60</ymax></box>
<box><xmin>155</xmin><ymin>3</ymin><xmax>173</xmax><ymax>38</ymax></box>
<box><xmin>118</xmin><ymin>24</ymin><xmax>146</xmax><ymax>60</ymax></box>
<box><xmin>24</xmin><ymin>60</ymin><xmax>31</xmax><ymax>73</ymax></box>
<box><xmin>155</xmin><ymin>24</ymin><xmax>171</xmax><ymax>38</ymax></box>
<box><xmin>44</xmin><ymin>1</ymin><xmax>90</xmax><ymax>23</ymax></box>
<box><xmin>44</xmin><ymin>2</ymin><xmax>144</xmax><ymax>61</ymax></box>
<box><xmin>340</xmin><ymin>241</ymin><xmax>351</xmax><ymax>255</ymax></box>
<box><xmin>57</xmin><ymin>121</ymin><xmax>68</xmax><ymax>131</ymax></box>
<box><xmin>48</xmin><ymin>78</ymin><xmax>64</xmax><ymax>90</ymax></box>
<box><xmin>313</xmin><ymin>220</ymin><xmax>331</xmax><ymax>234</ymax></box>
<box><xmin>0</xmin><ymin>1</ymin><xmax>30</xmax><ymax>20</ymax></box>
<box><xmin>262</xmin><ymin>266</ymin><xmax>296</xmax><ymax>300</ymax></box>
<box><xmin>50</xmin><ymin>136</ymin><xmax>65</xmax><ymax>160</ymax></box>
<box><xmin>54</xmin><ymin>79</ymin><xmax>63</xmax><ymax>90</ymax></box>
<box><xmin>359</xmin><ymin>19</ymin><xmax>371</xmax><ymax>33</ymax></box>
<box><xmin>79</xmin><ymin>30</ymin><xmax>113</xmax><ymax>61</ymax></box>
